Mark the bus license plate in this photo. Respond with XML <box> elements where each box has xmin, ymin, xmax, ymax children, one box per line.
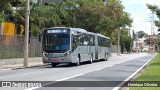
<box><xmin>51</xmin><ymin>60</ymin><xmax>60</xmax><ymax>62</ymax></box>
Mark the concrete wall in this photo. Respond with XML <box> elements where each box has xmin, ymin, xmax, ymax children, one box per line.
<box><xmin>0</xmin><ymin>57</ymin><xmax>43</xmax><ymax>69</ymax></box>
<box><xmin>29</xmin><ymin>37</ymin><xmax>42</xmax><ymax>57</ymax></box>
<box><xmin>0</xmin><ymin>57</ymin><xmax>42</xmax><ymax>65</ymax></box>
<box><xmin>111</xmin><ymin>45</ymin><xmax>121</xmax><ymax>53</ymax></box>
<box><xmin>0</xmin><ymin>35</ymin><xmax>42</xmax><ymax>59</ymax></box>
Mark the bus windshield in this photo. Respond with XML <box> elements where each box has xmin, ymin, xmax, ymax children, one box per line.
<box><xmin>43</xmin><ymin>33</ymin><xmax>70</xmax><ymax>53</ymax></box>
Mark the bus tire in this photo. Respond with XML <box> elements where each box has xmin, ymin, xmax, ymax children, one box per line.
<box><xmin>88</xmin><ymin>54</ymin><xmax>93</xmax><ymax>64</ymax></box>
<box><xmin>104</xmin><ymin>52</ymin><xmax>108</xmax><ymax>61</ymax></box>
<box><xmin>75</xmin><ymin>54</ymin><xmax>81</xmax><ymax>66</ymax></box>
<box><xmin>51</xmin><ymin>63</ymin><xmax>58</xmax><ymax>67</ymax></box>
<box><xmin>68</xmin><ymin>63</ymin><xmax>73</xmax><ymax>66</ymax></box>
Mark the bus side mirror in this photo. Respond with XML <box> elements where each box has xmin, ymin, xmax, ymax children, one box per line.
<box><xmin>38</xmin><ymin>33</ymin><xmax>42</xmax><ymax>42</ymax></box>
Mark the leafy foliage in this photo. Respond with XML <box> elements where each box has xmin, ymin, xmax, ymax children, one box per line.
<box><xmin>120</xmin><ymin>30</ymin><xmax>133</xmax><ymax>53</ymax></box>
<box><xmin>0</xmin><ymin>0</ymin><xmax>133</xmax><ymax>50</ymax></box>
<box><xmin>147</xmin><ymin>4</ymin><xmax>160</xmax><ymax>50</ymax></box>
<box><xmin>137</xmin><ymin>31</ymin><xmax>148</xmax><ymax>38</ymax></box>
<box><xmin>147</xmin><ymin>4</ymin><xmax>160</xmax><ymax>33</ymax></box>
<box><xmin>146</xmin><ymin>4</ymin><xmax>158</xmax><ymax>13</ymax></box>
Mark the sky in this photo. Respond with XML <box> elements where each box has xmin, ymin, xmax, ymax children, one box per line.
<box><xmin>121</xmin><ymin>0</ymin><xmax>160</xmax><ymax>35</ymax></box>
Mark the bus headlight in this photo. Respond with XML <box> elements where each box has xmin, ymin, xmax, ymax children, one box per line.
<box><xmin>64</xmin><ymin>51</ymin><xmax>70</xmax><ymax>57</ymax></box>
<box><xmin>43</xmin><ymin>52</ymin><xmax>48</xmax><ymax>57</ymax></box>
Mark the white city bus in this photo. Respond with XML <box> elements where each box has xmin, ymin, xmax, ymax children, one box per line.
<box><xmin>42</xmin><ymin>27</ymin><xmax>111</xmax><ymax>67</ymax></box>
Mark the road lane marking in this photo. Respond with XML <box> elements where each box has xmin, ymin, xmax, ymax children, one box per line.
<box><xmin>56</xmin><ymin>73</ymin><xmax>85</xmax><ymax>81</ymax></box>
<box><xmin>24</xmin><ymin>73</ymin><xmax>85</xmax><ymax>90</ymax></box>
<box><xmin>9</xmin><ymin>54</ymin><xmax>148</xmax><ymax>90</ymax></box>
<box><xmin>25</xmin><ymin>64</ymin><xmax>115</xmax><ymax>90</ymax></box>
<box><xmin>95</xmin><ymin>68</ymin><xmax>103</xmax><ymax>71</ymax></box>
<box><xmin>25</xmin><ymin>87</ymin><xmax>40</xmax><ymax>90</ymax></box>
<box><xmin>78</xmin><ymin>88</ymin><xmax>86</xmax><ymax>89</ymax></box>
<box><xmin>109</xmin><ymin>65</ymin><xmax>113</xmax><ymax>67</ymax></box>
<box><xmin>112</xmin><ymin>53</ymin><xmax>157</xmax><ymax>90</ymax></box>
<box><xmin>95</xmin><ymin>65</ymin><xmax>113</xmax><ymax>71</ymax></box>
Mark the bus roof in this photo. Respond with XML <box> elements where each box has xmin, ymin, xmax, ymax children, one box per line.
<box><xmin>44</xmin><ymin>27</ymin><xmax>91</xmax><ymax>34</ymax></box>
<box><xmin>44</xmin><ymin>27</ymin><xmax>70</xmax><ymax>30</ymax></box>
<box><xmin>96</xmin><ymin>33</ymin><xmax>110</xmax><ymax>39</ymax></box>
<box><xmin>44</xmin><ymin>27</ymin><xmax>110</xmax><ymax>39</ymax></box>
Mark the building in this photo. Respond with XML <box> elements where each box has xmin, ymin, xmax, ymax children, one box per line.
<box><xmin>133</xmin><ymin>37</ymin><xmax>146</xmax><ymax>52</ymax></box>
<box><xmin>148</xmin><ymin>34</ymin><xmax>158</xmax><ymax>52</ymax></box>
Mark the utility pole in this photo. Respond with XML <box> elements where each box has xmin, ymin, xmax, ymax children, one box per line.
<box><xmin>136</xmin><ymin>32</ymin><xmax>138</xmax><ymax>53</ymax></box>
<box><xmin>151</xmin><ymin>12</ymin><xmax>155</xmax><ymax>35</ymax></box>
<box><xmin>117</xmin><ymin>30</ymin><xmax>120</xmax><ymax>55</ymax></box>
<box><xmin>150</xmin><ymin>12</ymin><xmax>155</xmax><ymax>52</ymax></box>
<box><xmin>24</xmin><ymin>0</ymin><xmax>30</xmax><ymax>67</ymax></box>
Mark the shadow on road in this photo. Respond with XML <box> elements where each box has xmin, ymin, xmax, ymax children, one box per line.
<box><xmin>41</xmin><ymin>59</ymin><xmax>106</xmax><ymax>68</ymax></box>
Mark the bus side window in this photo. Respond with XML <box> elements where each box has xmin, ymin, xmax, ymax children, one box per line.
<box><xmin>89</xmin><ymin>36</ymin><xmax>94</xmax><ymax>46</ymax></box>
<box><xmin>79</xmin><ymin>33</ymin><xmax>84</xmax><ymax>45</ymax></box>
<box><xmin>72</xmin><ymin>35</ymin><xmax>75</xmax><ymax>44</ymax></box>
<box><xmin>84</xmin><ymin>34</ymin><xmax>89</xmax><ymax>45</ymax></box>
<box><xmin>72</xmin><ymin>34</ymin><xmax>78</xmax><ymax>51</ymax></box>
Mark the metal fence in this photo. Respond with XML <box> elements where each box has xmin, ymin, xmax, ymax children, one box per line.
<box><xmin>0</xmin><ymin>35</ymin><xmax>42</xmax><ymax>59</ymax></box>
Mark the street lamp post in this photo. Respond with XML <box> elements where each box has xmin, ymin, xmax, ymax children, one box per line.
<box><xmin>24</xmin><ymin>0</ymin><xmax>30</xmax><ymax>67</ymax></box>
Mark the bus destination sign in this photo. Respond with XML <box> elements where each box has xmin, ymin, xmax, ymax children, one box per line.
<box><xmin>47</xmin><ymin>30</ymin><xmax>67</xmax><ymax>33</ymax></box>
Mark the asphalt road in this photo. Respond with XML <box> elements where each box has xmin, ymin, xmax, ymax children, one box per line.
<box><xmin>0</xmin><ymin>53</ymin><xmax>156</xmax><ymax>90</ymax></box>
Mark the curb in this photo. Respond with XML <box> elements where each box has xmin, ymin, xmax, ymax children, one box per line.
<box><xmin>0</xmin><ymin>63</ymin><xmax>44</xmax><ymax>71</ymax></box>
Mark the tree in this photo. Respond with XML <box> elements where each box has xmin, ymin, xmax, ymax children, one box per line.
<box><xmin>1</xmin><ymin>0</ymin><xmax>133</xmax><ymax>40</ymax></box>
<box><xmin>60</xmin><ymin>0</ymin><xmax>106</xmax><ymax>32</ymax></box>
<box><xmin>137</xmin><ymin>31</ymin><xmax>148</xmax><ymax>38</ymax></box>
<box><xmin>102</xmin><ymin>0</ymin><xmax>133</xmax><ymax>44</ymax></box>
<box><xmin>0</xmin><ymin>0</ymin><xmax>13</xmax><ymax>23</ymax></box>
<box><xmin>17</xmin><ymin>1</ymin><xmax>63</xmax><ymax>36</ymax></box>
<box><xmin>147</xmin><ymin>4</ymin><xmax>160</xmax><ymax>51</ymax></box>
<box><xmin>0</xmin><ymin>0</ymin><xmax>12</xmax><ymax>14</ymax></box>
<box><xmin>120</xmin><ymin>30</ymin><xmax>133</xmax><ymax>53</ymax></box>
<box><xmin>146</xmin><ymin>4</ymin><xmax>158</xmax><ymax>13</ymax></box>
<box><xmin>146</xmin><ymin>4</ymin><xmax>159</xmax><ymax>33</ymax></box>
<box><xmin>60</xmin><ymin>0</ymin><xmax>132</xmax><ymax>41</ymax></box>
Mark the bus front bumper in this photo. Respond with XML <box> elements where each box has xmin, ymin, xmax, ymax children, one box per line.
<box><xmin>42</xmin><ymin>56</ymin><xmax>71</xmax><ymax>64</ymax></box>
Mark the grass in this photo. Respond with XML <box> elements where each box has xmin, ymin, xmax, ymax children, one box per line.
<box><xmin>129</xmin><ymin>53</ymin><xmax>160</xmax><ymax>90</ymax></box>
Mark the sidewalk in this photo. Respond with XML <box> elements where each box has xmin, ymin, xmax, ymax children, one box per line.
<box><xmin>111</xmin><ymin>53</ymin><xmax>118</xmax><ymax>56</ymax></box>
<box><xmin>0</xmin><ymin>57</ymin><xmax>43</xmax><ymax>71</ymax></box>
<box><xmin>111</xmin><ymin>53</ymin><xmax>127</xmax><ymax>56</ymax></box>
<box><xmin>0</xmin><ymin>53</ymin><xmax>123</xmax><ymax>71</ymax></box>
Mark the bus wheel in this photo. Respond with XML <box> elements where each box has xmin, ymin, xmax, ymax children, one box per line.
<box><xmin>75</xmin><ymin>55</ymin><xmax>80</xmax><ymax>66</ymax></box>
<box><xmin>69</xmin><ymin>63</ymin><xmax>74</xmax><ymax>66</ymax></box>
<box><xmin>104</xmin><ymin>53</ymin><xmax>108</xmax><ymax>61</ymax></box>
<box><xmin>51</xmin><ymin>63</ymin><xmax>58</xmax><ymax>67</ymax></box>
<box><xmin>88</xmin><ymin>54</ymin><xmax>93</xmax><ymax>64</ymax></box>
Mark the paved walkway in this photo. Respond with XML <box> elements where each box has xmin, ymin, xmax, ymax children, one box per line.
<box><xmin>0</xmin><ymin>57</ymin><xmax>43</xmax><ymax>71</ymax></box>
<box><xmin>2</xmin><ymin>62</ymin><xmax>44</xmax><ymax>71</ymax></box>
<box><xmin>0</xmin><ymin>53</ymin><xmax>126</xmax><ymax>71</ymax></box>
